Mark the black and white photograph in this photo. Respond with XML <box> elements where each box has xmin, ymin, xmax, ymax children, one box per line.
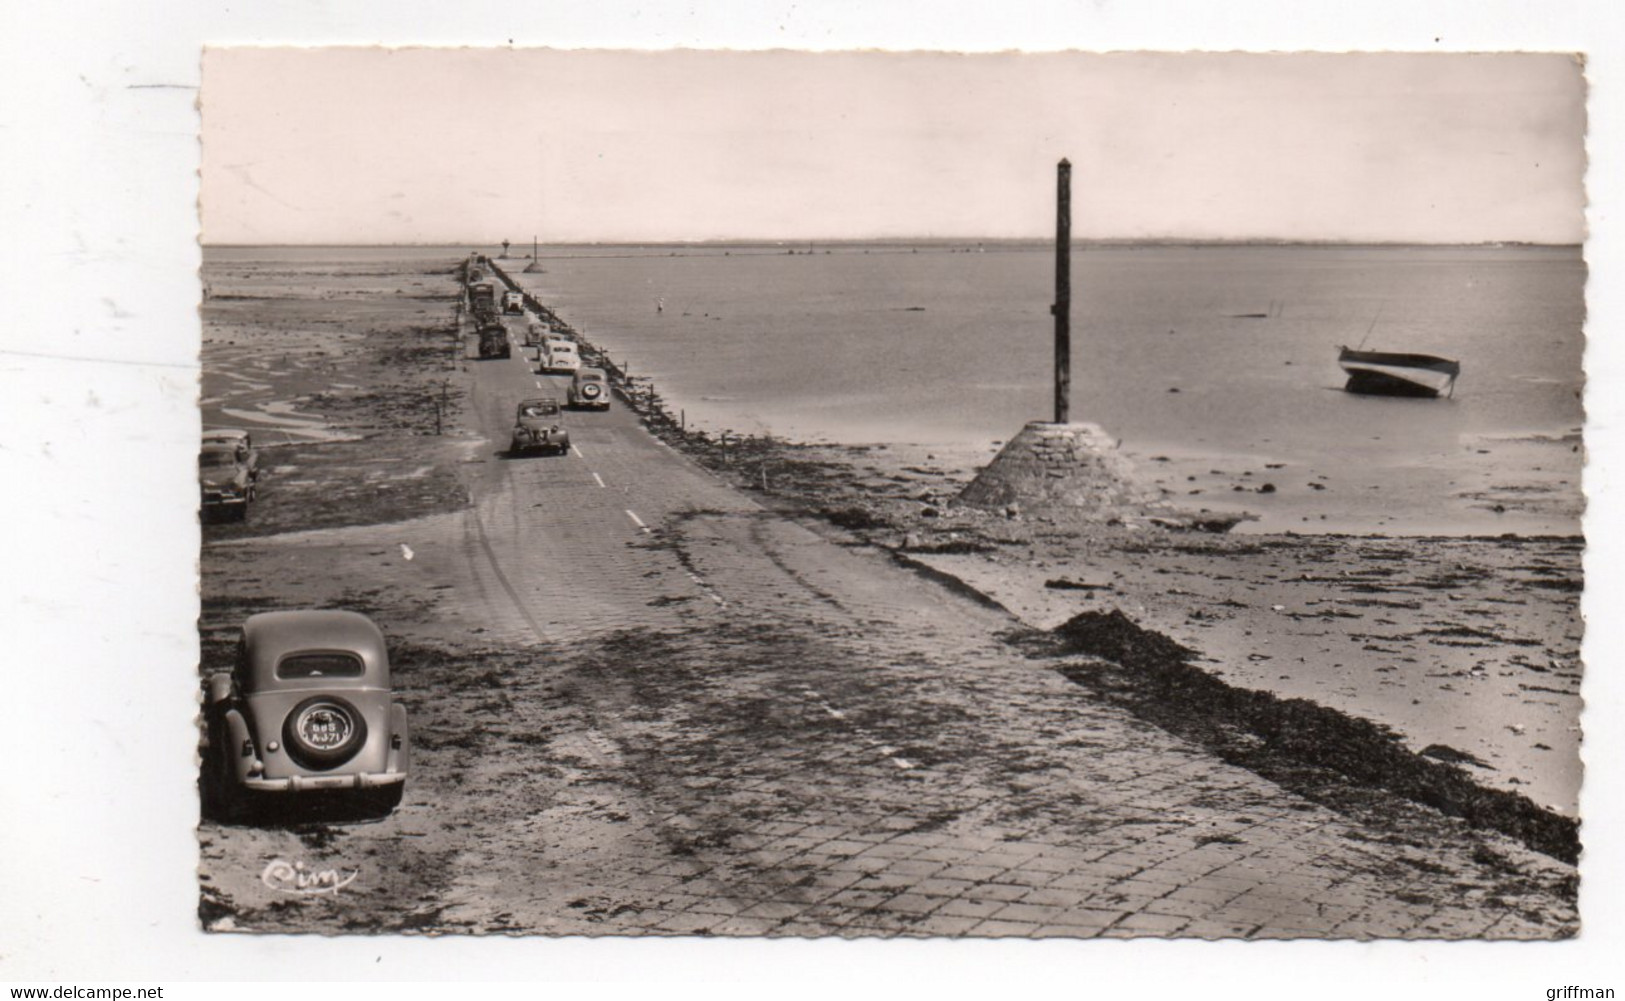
<box><xmin>5</xmin><ymin>0</ymin><xmax>1624</xmax><ymax>991</ymax></box>
<box><xmin>194</xmin><ymin>48</ymin><xmax>1583</xmax><ymax>938</ymax></box>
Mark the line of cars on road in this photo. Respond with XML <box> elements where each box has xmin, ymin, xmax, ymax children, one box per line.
<box><xmin>475</xmin><ymin>268</ymin><xmax>612</xmax><ymax>411</ymax></box>
<box><xmin>469</xmin><ymin>269</ymin><xmax>607</xmax><ymax>460</ymax></box>
<box><xmin>533</xmin><ymin>330</ymin><xmax>611</xmax><ymax>410</ymax></box>
<box><xmin>509</xmin><ymin>364</ymin><xmax>610</xmax><ymax>457</ymax></box>
<box><xmin>199</xmin><ymin>259</ymin><xmax>619</xmax><ymax>825</ymax></box>
<box><xmin>467</xmin><ymin>261</ymin><xmax>512</xmax><ymax>359</ymax></box>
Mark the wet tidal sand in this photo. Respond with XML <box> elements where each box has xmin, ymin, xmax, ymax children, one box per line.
<box><xmin>657</xmin><ymin>435</ymin><xmax>1583</xmax><ymax>817</ymax></box>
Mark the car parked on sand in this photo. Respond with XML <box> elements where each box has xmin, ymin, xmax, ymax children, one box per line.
<box><xmin>199</xmin><ymin>439</ymin><xmax>256</xmax><ymax>521</ymax></box>
<box><xmin>510</xmin><ymin>398</ymin><xmax>570</xmax><ymax>456</ymax></box>
<box><xmin>567</xmin><ymin>367</ymin><xmax>611</xmax><ymax>410</ymax></box>
<box><xmin>202</xmin><ymin>610</ymin><xmax>409</xmax><ymax>821</ymax></box>
<box><xmin>202</xmin><ymin>428</ymin><xmax>260</xmax><ymax>482</ymax></box>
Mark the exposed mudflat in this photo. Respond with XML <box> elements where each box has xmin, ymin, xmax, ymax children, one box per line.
<box><xmin>625</xmin><ymin>429</ymin><xmax>1583</xmax><ymax>816</ymax></box>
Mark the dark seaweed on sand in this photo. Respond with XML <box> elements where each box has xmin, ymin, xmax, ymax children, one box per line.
<box><xmin>1037</xmin><ymin>609</ymin><xmax>1579</xmax><ymax>865</ymax></box>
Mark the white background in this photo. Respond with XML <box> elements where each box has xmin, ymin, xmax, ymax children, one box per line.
<box><xmin>1</xmin><ymin>0</ymin><xmax>1620</xmax><ymax>993</ymax></box>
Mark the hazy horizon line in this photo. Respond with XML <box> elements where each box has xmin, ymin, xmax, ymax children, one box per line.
<box><xmin>201</xmin><ymin>237</ymin><xmax>1582</xmax><ymax>249</ymax></box>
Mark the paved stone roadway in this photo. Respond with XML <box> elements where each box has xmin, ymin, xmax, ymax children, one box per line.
<box><xmin>199</xmin><ymin>300</ymin><xmax>1576</xmax><ymax>938</ymax></box>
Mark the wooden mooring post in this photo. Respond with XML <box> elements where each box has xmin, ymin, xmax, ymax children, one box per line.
<box><xmin>1052</xmin><ymin>158</ymin><xmax>1072</xmax><ymax>425</ymax></box>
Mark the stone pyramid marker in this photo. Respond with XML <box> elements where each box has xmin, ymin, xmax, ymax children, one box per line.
<box><xmin>957</xmin><ymin>421</ymin><xmax>1160</xmax><ymax>520</ymax></box>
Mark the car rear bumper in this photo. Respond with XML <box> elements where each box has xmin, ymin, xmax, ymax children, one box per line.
<box><xmin>239</xmin><ymin>770</ymin><xmax>406</xmax><ymax>793</ymax></box>
<box><xmin>223</xmin><ymin>704</ymin><xmax>409</xmax><ymax>793</ymax></box>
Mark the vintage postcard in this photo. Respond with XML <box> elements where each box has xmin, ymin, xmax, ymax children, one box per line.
<box><xmin>194</xmin><ymin>48</ymin><xmax>1584</xmax><ymax>940</ymax></box>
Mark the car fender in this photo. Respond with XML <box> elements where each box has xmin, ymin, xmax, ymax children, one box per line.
<box><xmin>223</xmin><ymin>707</ymin><xmax>263</xmax><ymax>783</ymax></box>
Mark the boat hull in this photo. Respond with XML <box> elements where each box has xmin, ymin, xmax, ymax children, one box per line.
<box><xmin>1338</xmin><ymin>347</ymin><xmax>1460</xmax><ymax>398</ymax></box>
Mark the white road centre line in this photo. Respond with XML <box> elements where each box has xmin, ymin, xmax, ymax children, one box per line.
<box><xmin>682</xmin><ymin>570</ymin><xmax>728</xmax><ymax>608</ymax></box>
<box><xmin>625</xmin><ymin>509</ymin><xmax>649</xmax><ymax>532</ymax></box>
<box><xmin>592</xmin><ymin>472</ymin><xmax>606</xmax><ymax>489</ymax></box>
<box><xmin>536</xmin><ymin>380</ymin><xmax>544</xmax><ymax>388</ymax></box>
<box><xmin>572</xmin><ymin>445</ymin><xmax>586</xmax><ymax>459</ymax></box>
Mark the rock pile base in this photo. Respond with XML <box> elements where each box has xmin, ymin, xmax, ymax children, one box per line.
<box><xmin>957</xmin><ymin>421</ymin><xmax>1161</xmax><ymax>520</ymax></box>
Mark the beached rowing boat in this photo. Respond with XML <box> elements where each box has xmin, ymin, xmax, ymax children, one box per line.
<box><xmin>1337</xmin><ymin>346</ymin><xmax>1461</xmax><ymax>398</ymax></box>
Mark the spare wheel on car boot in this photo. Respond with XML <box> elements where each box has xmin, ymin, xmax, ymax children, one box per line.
<box><xmin>283</xmin><ymin>695</ymin><xmax>369</xmax><ymax>769</ymax></box>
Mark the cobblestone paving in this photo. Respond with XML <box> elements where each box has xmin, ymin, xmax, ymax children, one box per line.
<box><xmin>199</xmin><ymin>305</ymin><xmax>1576</xmax><ymax>938</ymax></box>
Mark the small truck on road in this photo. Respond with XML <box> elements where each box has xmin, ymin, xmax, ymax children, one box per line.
<box><xmin>477</xmin><ymin>323</ymin><xmax>511</xmax><ymax>359</ymax></box>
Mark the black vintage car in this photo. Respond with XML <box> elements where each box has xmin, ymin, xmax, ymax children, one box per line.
<box><xmin>477</xmin><ymin>323</ymin><xmax>511</xmax><ymax>359</ymax></box>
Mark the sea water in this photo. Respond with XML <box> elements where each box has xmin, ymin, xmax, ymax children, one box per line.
<box><xmin>521</xmin><ymin>243</ymin><xmax>1584</xmax><ymax>536</ymax></box>
<box><xmin>206</xmin><ymin>243</ymin><xmax>1586</xmax><ymax>535</ymax></box>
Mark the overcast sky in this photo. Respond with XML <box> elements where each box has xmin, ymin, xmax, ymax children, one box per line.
<box><xmin>201</xmin><ymin>49</ymin><xmax>1586</xmax><ymax>245</ymax></box>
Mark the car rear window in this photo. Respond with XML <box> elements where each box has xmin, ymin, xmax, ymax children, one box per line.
<box><xmin>277</xmin><ymin>653</ymin><xmax>364</xmax><ymax>679</ymax></box>
<box><xmin>199</xmin><ymin>452</ymin><xmax>236</xmax><ymax>468</ymax></box>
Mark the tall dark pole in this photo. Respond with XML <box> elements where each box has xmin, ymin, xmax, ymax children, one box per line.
<box><xmin>1053</xmin><ymin>158</ymin><xmax>1072</xmax><ymax>425</ymax></box>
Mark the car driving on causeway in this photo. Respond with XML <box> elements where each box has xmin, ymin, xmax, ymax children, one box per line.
<box><xmin>539</xmin><ymin>338</ymin><xmax>581</xmax><ymax>375</ymax></box>
<box><xmin>202</xmin><ymin>610</ymin><xmax>409</xmax><ymax>821</ymax></box>
<box><xmin>510</xmin><ymin>398</ymin><xmax>570</xmax><ymax>456</ymax></box>
<box><xmin>567</xmin><ymin>367</ymin><xmax>611</xmax><ymax>410</ymax></box>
